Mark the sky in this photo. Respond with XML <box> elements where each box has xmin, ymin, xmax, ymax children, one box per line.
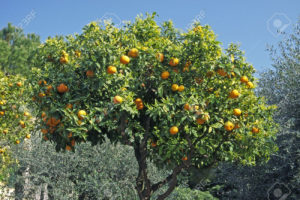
<box><xmin>0</xmin><ymin>0</ymin><xmax>299</xmax><ymax>73</ymax></box>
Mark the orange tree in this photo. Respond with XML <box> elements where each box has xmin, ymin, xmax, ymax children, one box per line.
<box><xmin>30</xmin><ymin>13</ymin><xmax>277</xmax><ymax>199</ymax></box>
<box><xmin>0</xmin><ymin>70</ymin><xmax>33</xmax><ymax>182</ymax></box>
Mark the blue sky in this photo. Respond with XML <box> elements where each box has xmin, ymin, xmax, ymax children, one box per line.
<box><xmin>1</xmin><ymin>0</ymin><xmax>299</xmax><ymax>73</ymax></box>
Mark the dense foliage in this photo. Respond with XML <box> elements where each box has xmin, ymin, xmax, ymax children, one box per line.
<box><xmin>30</xmin><ymin>13</ymin><xmax>277</xmax><ymax>199</ymax></box>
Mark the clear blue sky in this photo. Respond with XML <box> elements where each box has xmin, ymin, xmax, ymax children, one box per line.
<box><xmin>1</xmin><ymin>0</ymin><xmax>299</xmax><ymax>73</ymax></box>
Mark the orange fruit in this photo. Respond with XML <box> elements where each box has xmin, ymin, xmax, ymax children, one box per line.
<box><xmin>38</xmin><ymin>93</ymin><xmax>46</xmax><ymax>98</ymax></box>
<box><xmin>66</xmin><ymin>103</ymin><xmax>73</xmax><ymax>109</ymax></box>
<box><xmin>0</xmin><ymin>111</ymin><xmax>4</xmax><ymax>116</ymax></box>
<box><xmin>19</xmin><ymin>121</ymin><xmax>25</xmax><ymax>128</ymax></box>
<box><xmin>86</xmin><ymin>70</ymin><xmax>94</xmax><ymax>77</ymax></box>
<box><xmin>171</xmin><ymin>84</ymin><xmax>179</xmax><ymax>91</ymax></box>
<box><xmin>41</xmin><ymin>129</ymin><xmax>48</xmax><ymax>134</ymax></box>
<box><xmin>137</xmin><ymin>104</ymin><xmax>144</xmax><ymax>110</ymax></box>
<box><xmin>161</xmin><ymin>71</ymin><xmax>170</xmax><ymax>79</ymax></box>
<box><xmin>169</xmin><ymin>126</ymin><xmax>179</xmax><ymax>135</ymax></box>
<box><xmin>233</xmin><ymin>108</ymin><xmax>242</xmax><ymax>116</ymax></box>
<box><xmin>156</xmin><ymin>53</ymin><xmax>164</xmax><ymax>62</ymax></box>
<box><xmin>66</xmin><ymin>145</ymin><xmax>72</xmax><ymax>151</ymax></box>
<box><xmin>217</xmin><ymin>69</ymin><xmax>227</xmax><ymax>76</ymax></box>
<box><xmin>71</xmin><ymin>139</ymin><xmax>76</xmax><ymax>147</ymax></box>
<box><xmin>41</xmin><ymin>112</ymin><xmax>46</xmax><ymax>118</ymax></box>
<box><xmin>15</xmin><ymin>140</ymin><xmax>20</xmax><ymax>144</ymax></box>
<box><xmin>3</xmin><ymin>129</ymin><xmax>8</xmax><ymax>134</ymax></box>
<box><xmin>38</xmin><ymin>80</ymin><xmax>47</xmax><ymax>85</ymax></box>
<box><xmin>151</xmin><ymin>142</ymin><xmax>157</xmax><ymax>147</ymax></box>
<box><xmin>169</xmin><ymin>58</ymin><xmax>179</xmax><ymax>67</ymax></box>
<box><xmin>240</xmin><ymin>76</ymin><xmax>249</xmax><ymax>83</ymax></box>
<box><xmin>229</xmin><ymin>90</ymin><xmax>240</xmax><ymax>99</ymax></box>
<box><xmin>182</xmin><ymin>156</ymin><xmax>188</xmax><ymax>161</ymax></box>
<box><xmin>135</xmin><ymin>98</ymin><xmax>143</xmax><ymax>105</ymax></box>
<box><xmin>120</xmin><ymin>55</ymin><xmax>130</xmax><ymax>64</ymax></box>
<box><xmin>196</xmin><ymin>118</ymin><xmax>205</xmax><ymax>125</ymax></box>
<box><xmin>107</xmin><ymin>66</ymin><xmax>117</xmax><ymax>74</ymax></box>
<box><xmin>183</xmin><ymin>103</ymin><xmax>190</xmax><ymax>111</ymax></box>
<box><xmin>113</xmin><ymin>95</ymin><xmax>123</xmax><ymax>104</ymax></box>
<box><xmin>246</xmin><ymin>81</ymin><xmax>254</xmax><ymax>88</ymax></box>
<box><xmin>178</xmin><ymin>85</ymin><xmax>184</xmax><ymax>92</ymax></box>
<box><xmin>224</xmin><ymin>121</ymin><xmax>234</xmax><ymax>131</ymax></box>
<box><xmin>24</xmin><ymin>112</ymin><xmax>30</xmax><ymax>117</ymax></box>
<box><xmin>252</xmin><ymin>127</ymin><xmax>259</xmax><ymax>134</ymax></box>
<box><xmin>59</xmin><ymin>56</ymin><xmax>69</xmax><ymax>64</ymax></box>
<box><xmin>231</xmin><ymin>72</ymin><xmax>236</xmax><ymax>77</ymax></box>
<box><xmin>57</xmin><ymin>83</ymin><xmax>68</xmax><ymax>93</ymax></box>
<box><xmin>173</xmin><ymin>68</ymin><xmax>179</xmax><ymax>73</ymax></box>
<box><xmin>46</xmin><ymin>85</ymin><xmax>53</xmax><ymax>91</ymax></box>
<box><xmin>25</xmin><ymin>134</ymin><xmax>31</xmax><ymax>139</ymax></box>
<box><xmin>16</xmin><ymin>82</ymin><xmax>22</xmax><ymax>87</ymax></box>
<box><xmin>78</xmin><ymin>110</ymin><xmax>87</xmax><ymax>119</ymax></box>
<box><xmin>128</xmin><ymin>48</ymin><xmax>139</xmax><ymax>58</ymax></box>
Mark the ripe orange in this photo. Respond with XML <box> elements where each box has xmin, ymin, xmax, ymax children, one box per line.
<box><xmin>57</xmin><ymin>83</ymin><xmax>68</xmax><ymax>93</ymax></box>
<box><xmin>107</xmin><ymin>66</ymin><xmax>117</xmax><ymax>74</ymax></box>
<box><xmin>151</xmin><ymin>142</ymin><xmax>157</xmax><ymax>147</ymax></box>
<box><xmin>246</xmin><ymin>81</ymin><xmax>254</xmax><ymax>88</ymax></box>
<box><xmin>19</xmin><ymin>121</ymin><xmax>25</xmax><ymax>128</ymax></box>
<box><xmin>217</xmin><ymin>69</ymin><xmax>227</xmax><ymax>76</ymax></box>
<box><xmin>66</xmin><ymin>145</ymin><xmax>72</xmax><ymax>151</ymax></box>
<box><xmin>71</xmin><ymin>139</ymin><xmax>76</xmax><ymax>147</ymax></box>
<box><xmin>224</xmin><ymin>121</ymin><xmax>234</xmax><ymax>131</ymax></box>
<box><xmin>135</xmin><ymin>98</ymin><xmax>143</xmax><ymax>105</ymax></box>
<box><xmin>178</xmin><ymin>85</ymin><xmax>184</xmax><ymax>92</ymax></box>
<box><xmin>156</xmin><ymin>53</ymin><xmax>164</xmax><ymax>62</ymax></box>
<box><xmin>24</xmin><ymin>112</ymin><xmax>30</xmax><ymax>117</ymax></box>
<box><xmin>233</xmin><ymin>108</ymin><xmax>242</xmax><ymax>116</ymax></box>
<box><xmin>0</xmin><ymin>111</ymin><xmax>4</xmax><ymax>116</ymax></box>
<box><xmin>128</xmin><ymin>48</ymin><xmax>139</xmax><ymax>58</ymax></box>
<box><xmin>120</xmin><ymin>55</ymin><xmax>130</xmax><ymax>64</ymax></box>
<box><xmin>169</xmin><ymin>126</ymin><xmax>179</xmax><ymax>135</ymax></box>
<box><xmin>25</xmin><ymin>134</ymin><xmax>31</xmax><ymax>139</ymax></box>
<box><xmin>78</xmin><ymin>110</ymin><xmax>87</xmax><ymax>120</ymax></box>
<box><xmin>196</xmin><ymin>118</ymin><xmax>205</xmax><ymax>125</ymax></box>
<box><xmin>41</xmin><ymin>129</ymin><xmax>48</xmax><ymax>134</ymax></box>
<box><xmin>15</xmin><ymin>140</ymin><xmax>20</xmax><ymax>144</ymax></box>
<box><xmin>183</xmin><ymin>103</ymin><xmax>190</xmax><ymax>111</ymax></box>
<box><xmin>229</xmin><ymin>90</ymin><xmax>240</xmax><ymax>99</ymax></box>
<box><xmin>41</xmin><ymin>112</ymin><xmax>46</xmax><ymax>118</ymax></box>
<box><xmin>38</xmin><ymin>93</ymin><xmax>46</xmax><ymax>98</ymax></box>
<box><xmin>16</xmin><ymin>82</ymin><xmax>22</xmax><ymax>87</ymax></box>
<box><xmin>60</xmin><ymin>56</ymin><xmax>69</xmax><ymax>64</ymax></box>
<box><xmin>182</xmin><ymin>156</ymin><xmax>188</xmax><ymax>161</ymax></box>
<box><xmin>66</xmin><ymin>103</ymin><xmax>73</xmax><ymax>109</ymax></box>
<box><xmin>252</xmin><ymin>127</ymin><xmax>259</xmax><ymax>134</ymax></box>
<box><xmin>113</xmin><ymin>95</ymin><xmax>123</xmax><ymax>104</ymax></box>
<box><xmin>171</xmin><ymin>84</ymin><xmax>179</xmax><ymax>91</ymax></box>
<box><xmin>86</xmin><ymin>70</ymin><xmax>94</xmax><ymax>77</ymax></box>
<box><xmin>169</xmin><ymin>58</ymin><xmax>179</xmax><ymax>67</ymax></box>
<box><xmin>240</xmin><ymin>76</ymin><xmax>249</xmax><ymax>83</ymax></box>
<box><xmin>161</xmin><ymin>71</ymin><xmax>170</xmax><ymax>79</ymax></box>
<box><xmin>38</xmin><ymin>80</ymin><xmax>47</xmax><ymax>85</ymax></box>
<box><xmin>137</xmin><ymin>103</ymin><xmax>144</xmax><ymax>110</ymax></box>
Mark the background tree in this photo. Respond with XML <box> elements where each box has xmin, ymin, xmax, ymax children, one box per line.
<box><xmin>0</xmin><ymin>23</ymin><xmax>40</xmax><ymax>76</ymax></box>
<box><xmin>30</xmin><ymin>13</ymin><xmax>277</xmax><ymax>199</ymax></box>
<box><xmin>207</xmin><ymin>19</ymin><xmax>300</xmax><ymax>200</ymax></box>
